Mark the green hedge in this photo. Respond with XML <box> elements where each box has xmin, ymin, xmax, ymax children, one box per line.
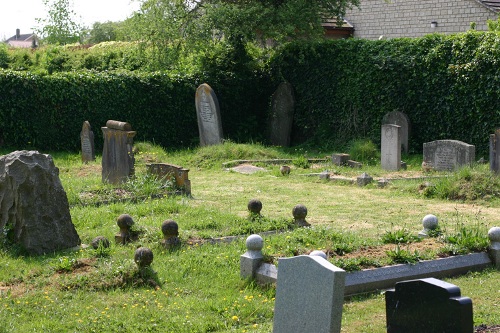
<box><xmin>1</xmin><ymin>31</ymin><xmax>499</xmax><ymax>155</ymax></box>
<box><xmin>270</xmin><ymin>31</ymin><xmax>500</xmax><ymax>155</ymax></box>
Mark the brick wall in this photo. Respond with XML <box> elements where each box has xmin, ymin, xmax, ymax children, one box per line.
<box><xmin>345</xmin><ymin>0</ymin><xmax>498</xmax><ymax>39</ymax></box>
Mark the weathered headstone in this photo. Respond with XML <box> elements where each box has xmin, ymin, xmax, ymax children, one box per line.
<box><xmin>381</xmin><ymin>124</ymin><xmax>401</xmax><ymax>170</ymax></box>
<box><xmin>269</xmin><ymin>82</ymin><xmax>295</xmax><ymax>147</ymax></box>
<box><xmin>146</xmin><ymin>163</ymin><xmax>191</xmax><ymax>195</ymax></box>
<box><xmin>489</xmin><ymin>129</ymin><xmax>500</xmax><ymax>173</ymax></box>
<box><xmin>0</xmin><ymin>150</ymin><xmax>81</xmax><ymax>254</ymax></box>
<box><xmin>385</xmin><ymin>278</ymin><xmax>473</xmax><ymax>333</ymax></box>
<box><xmin>101</xmin><ymin>120</ymin><xmax>136</xmax><ymax>184</ymax></box>
<box><xmin>382</xmin><ymin>111</ymin><xmax>410</xmax><ymax>153</ymax></box>
<box><xmin>80</xmin><ymin>121</ymin><xmax>95</xmax><ymax>163</ymax></box>
<box><xmin>273</xmin><ymin>255</ymin><xmax>346</xmax><ymax>333</ymax></box>
<box><xmin>195</xmin><ymin>83</ymin><xmax>223</xmax><ymax>146</ymax></box>
<box><xmin>423</xmin><ymin>140</ymin><xmax>475</xmax><ymax>171</ymax></box>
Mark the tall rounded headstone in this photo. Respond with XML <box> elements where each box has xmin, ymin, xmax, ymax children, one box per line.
<box><xmin>382</xmin><ymin>111</ymin><xmax>410</xmax><ymax>153</ymax></box>
<box><xmin>195</xmin><ymin>83</ymin><xmax>223</xmax><ymax>146</ymax></box>
<box><xmin>269</xmin><ymin>82</ymin><xmax>295</xmax><ymax>147</ymax></box>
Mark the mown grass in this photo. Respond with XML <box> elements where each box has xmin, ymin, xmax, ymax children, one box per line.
<box><xmin>0</xmin><ymin>142</ymin><xmax>499</xmax><ymax>332</ymax></box>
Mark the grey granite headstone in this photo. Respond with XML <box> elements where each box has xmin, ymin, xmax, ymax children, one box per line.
<box><xmin>273</xmin><ymin>255</ymin><xmax>345</xmax><ymax>333</ymax></box>
<box><xmin>0</xmin><ymin>150</ymin><xmax>81</xmax><ymax>254</ymax></box>
<box><xmin>382</xmin><ymin>111</ymin><xmax>410</xmax><ymax>153</ymax></box>
<box><xmin>381</xmin><ymin>124</ymin><xmax>401</xmax><ymax>170</ymax></box>
<box><xmin>101</xmin><ymin>120</ymin><xmax>136</xmax><ymax>184</ymax></box>
<box><xmin>423</xmin><ymin>140</ymin><xmax>475</xmax><ymax>171</ymax></box>
<box><xmin>195</xmin><ymin>83</ymin><xmax>223</xmax><ymax>146</ymax></box>
<box><xmin>80</xmin><ymin>121</ymin><xmax>95</xmax><ymax>163</ymax></box>
<box><xmin>269</xmin><ymin>82</ymin><xmax>295</xmax><ymax>147</ymax></box>
<box><xmin>385</xmin><ymin>278</ymin><xmax>473</xmax><ymax>333</ymax></box>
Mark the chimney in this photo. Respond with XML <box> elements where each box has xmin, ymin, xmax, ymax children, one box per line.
<box><xmin>16</xmin><ymin>29</ymin><xmax>20</xmax><ymax>39</ymax></box>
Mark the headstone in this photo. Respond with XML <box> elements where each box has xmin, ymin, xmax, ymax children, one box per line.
<box><xmin>381</xmin><ymin>124</ymin><xmax>401</xmax><ymax>170</ymax></box>
<box><xmin>195</xmin><ymin>83</ymin><xmax>223</xmax><ymax>146</ymax></box>
<box><xmin>332</xmin><ymin>153</ymin><xmax>350</xmax><ymax>166</ymax></box>
<box><xmin>146</xmin><ymin>163</ymin><xmax>191</xmax><ymax>195</ymax></box>
<box><xmin>269</xmin><ymin>82</ymin><xmax>295</xmax><ymax>147</ymax></box>
<box><xmin>101</xmin><ymin>120</ymin><xmax>136</xmax><ymax>184</ymax></box>
<box><xmin>0</xmin><ymin>150</ymin><xmax>81</xmax><ymax>255</ymax></box>
<box><xmin>489</xmin><ymin>227</ymin><xmax>500</xmax><ymax>268</ymax></box>
<box><xmin>385</xmin><ymin>278</ymin><xmax>473</xmax><ymax>333</ymax></box>
<box><xmin>489</xmin><ymin>129</ymin><xmax>500</xmax><ymax>173</ymax></box>
<box><xmin>80</xmin><ymin>121</ymin><xmax>95</xmax><ymax>163</ymax></box>
<box><xmin>382</xmin><ymin>111</ymin><xmax>410</xmax><ymax>153</ymax></box>
<box><xmin>273</xmin><ymin>255</ymin><xmax>346</xmax><ymax>333</ymax></box>
<box><xmin>423</xmin><ymin>140</ymin><xmax>475</xmax><ymax>171</ymax></box>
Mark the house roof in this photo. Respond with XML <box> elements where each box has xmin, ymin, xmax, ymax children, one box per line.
<box><xmin>5</xmin><ymin>33</ymin><xmax>36</xmax><ymax>42</ymax></box>
<box><xmin>477</xmin><ymin>0</ymin><xmax>500</xmax><ymax>12</ymax></box>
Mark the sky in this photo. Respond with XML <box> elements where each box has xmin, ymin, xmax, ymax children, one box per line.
<box><xmin>0</xmin><ymin>0</ymin><xmax>141</xmax><ymax>41</ymax></box>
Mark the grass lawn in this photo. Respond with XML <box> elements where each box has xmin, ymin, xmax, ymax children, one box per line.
<box><xmin>0</xmin><ymin>142</ymin><xmax>499</xmax><ymax>332</ymax></box>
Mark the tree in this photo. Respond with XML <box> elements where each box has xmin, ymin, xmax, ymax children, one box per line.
<box><xmin>35</xmin><ymin>0</ymin><xmax>83</xmax><ymax>45</ymax></box>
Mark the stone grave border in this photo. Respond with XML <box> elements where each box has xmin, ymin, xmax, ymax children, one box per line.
<box><xmin>241</xmin><ymin>231</ymin><xmax>500</xmax><ymax>296</ymax></box>
<box><xmin>222</xmin><ymin>158</ymin><xmax>329</xmax><ymax>168</ymax></box>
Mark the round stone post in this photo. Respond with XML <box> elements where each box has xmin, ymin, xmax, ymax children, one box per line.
<box><xmin>115</xmin><ymin>214</ymin><xmax>135</xmax><ymax>245</ymax></box>
<box><xmin>419</xmin><ymin>214</ymin><xmax>439</xmax><ymax>237</ymax></box>
<box><xmin>161</xmin><ymin>219</ymin><xmax>181</xmax><ymax>249</ymax></box>
<box><xmin>240</xmin><ymin>234</ymin><xmax>264</xmax><ymax>279</ymax></box>
<box><xmin>293</xmin><ymin>204</ymin><xmax>310</xmax><ymax>227</ymax></box>
<box><xmin>134</xmin><ymin>247</ymin><xmax>154</xmax><ymax>268</ymax></box>
<box><xmin>247</xmin><ymin>199</ymin><xmax>263</xmax><ymax>216</ymax></box>
<box><xmin>488</xmin><ymin>227</ymin><xmax>500</xmax><ymax>269</ymax></box>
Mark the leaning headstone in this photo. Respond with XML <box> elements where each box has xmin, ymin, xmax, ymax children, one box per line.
<box><xmin>423</xmin><ymin>140</ymin><xmax>475</xmax><ymax>171</ymax></box>
<box><xmin>269</xmin><ymin>82</ymin><xmax>295</xmax><ymax>147</ymax></box>
<box><xmin>489</xmin><ymin>129</ymin><xmax>500</xmax><ymax>173</ymax></box>
<box><xmin>385</xmin><ymin>278</ymin><xmax>473</xmax><ymax>333</ymax></box>
<box><xmin>80</xmin><ymin>121</ymin><xmax>95</xmax><ymax>163</ymax></box>
<box><xmin>273</xmin><ymin>255</ymin><xmax>346</xmax><ymax>333</ymax></box>
<box><xmin>101</xmin><ymin>120</ymin><xmax>136</xmax><ymax>184</ymax></box>
<box><xmin>0</xmin><ymin>150</ymin><xmax>81</xmax><ymax>255</ymax></box>
<box><xmin>195</xmin><ymin>83</ymin><xmax>223</xmax><ymax>146</ymax></box>
<box><xmin>381</xmin><ymin>124</ymin><xmax>401</xmax><ymax>170</ymax></box>
<box><xmin>382</xmin><ymin>111</ymin><xmax>410</xmax><ymax>153</ymax></box>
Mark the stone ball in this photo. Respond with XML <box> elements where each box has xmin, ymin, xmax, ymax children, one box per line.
<box><xmin>246</xmin><ymin>234</ymin><xmax>264</xmax><ymax>252</ymax></box>
<box><xmin>161</xmin><ymin>219</ymin><xmax>179</xmax><ymax>237</ymax></box>
<box><xmin>134</xmin><ymin>247</ymin><xmax>154</xmax><ymax>268</ymax></box>
<box><xmin>292</xmin><ymin>204</ymin><xmax>308</xmax><ymax>219</ymax></box>
<box><xmin>117</xmin><ymin>214</ymin><xmax>134</xmax><ymax>229</ymax></box>
<box><xmin>309</xmin><ymin>250</ymin><xmax>327</xmax><ymax>259</ymax></box>
<box><xmin>247</xmin><ymin>199</ymin><xmax>263</xmax><ymax>214</ymax></box>
<box><xmin>422</xmin><ymin>214</ymin><xmax>438</xmax><ymax>230</ymax></box>
<box><xmin>280</xmin><ymin>165</ymin><xmax>291</xmax><ymax>175</ymax></box>
<box><xmin>91</xmin><ymin>236</ymin><xmax>110</xmax><ymax>249</ymax></box>
<box><xmin>488</xmin><ymin>226</ymin><xmax>500</xmax><ymax>243</ymax></box>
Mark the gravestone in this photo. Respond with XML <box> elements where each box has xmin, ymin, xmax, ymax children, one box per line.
<box><xmin>195</xmin><ymin>83</ymin><xmax>223</xmax><ymax>146</ymax></box>
<box><xmin>269</xmin><ymin>82</ymin><xmax>295</xmax><ymax>147</ymax></box>
<box><xmin>423</xmin><ymin>140</ymin><xmax>475</xmax><ymax>171</ymax></box>
<box><xmin>385</xmin><ymin>278</ymin><xmax>473</xmax><ymax>333</ymax></box>
<box><xmin>489</xmin><ymin>129</ymin><xmax>500</xmax><ymax>173</ymax></box>
<box><xmin>80</xmin><ymin>121</ymin><xmax>95</xmax><ymax>163</ymax></box>
<box><xmin>382</xmin><ymin>111</ymin><xmax>410</xmax><ymax>153</ymax></box>
<box><xmin>101</xmin><ymin>120</ymin><xmax>136</xmax><ymax>184</ymax></box>
<box><xmin>146</xmin><ymin>163</ymin><xmax>191</xmax><ymax>195</ymax></box>
<box><xmin>0</xmin><ymin>150</ymin><xmax>81</xmax><ymax>255</ymax></box>
<box><xmin>381</xmin><ymin>124</ymin><xmax>401</xmax><ymax>170</ymax></box>
<box><xmin>273</xmin><ymin>255</ymin><xmax>346</xmax><ymax>333</ymax></box>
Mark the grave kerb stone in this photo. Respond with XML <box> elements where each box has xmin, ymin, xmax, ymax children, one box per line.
<box><xmin>273</xmin><ymin>255</ymin><xmax>345</xmax><ymax>333</ymax></box>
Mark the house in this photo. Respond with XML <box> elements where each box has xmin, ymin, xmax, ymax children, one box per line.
<box><xmin>343</xmin><ymin>0</ymin><xmax>500</xmax><ymax>39</ymax></box>
<box><xmin>5</xmin><ymin>29</ymin><xmax>38</xmax><ymax>48</ymax></box>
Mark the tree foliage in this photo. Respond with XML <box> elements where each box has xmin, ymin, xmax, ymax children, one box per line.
<box><xmin>35</xmin><ymin>0</ymin><xmax>83</xmax><ymax>45</ymax></box>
